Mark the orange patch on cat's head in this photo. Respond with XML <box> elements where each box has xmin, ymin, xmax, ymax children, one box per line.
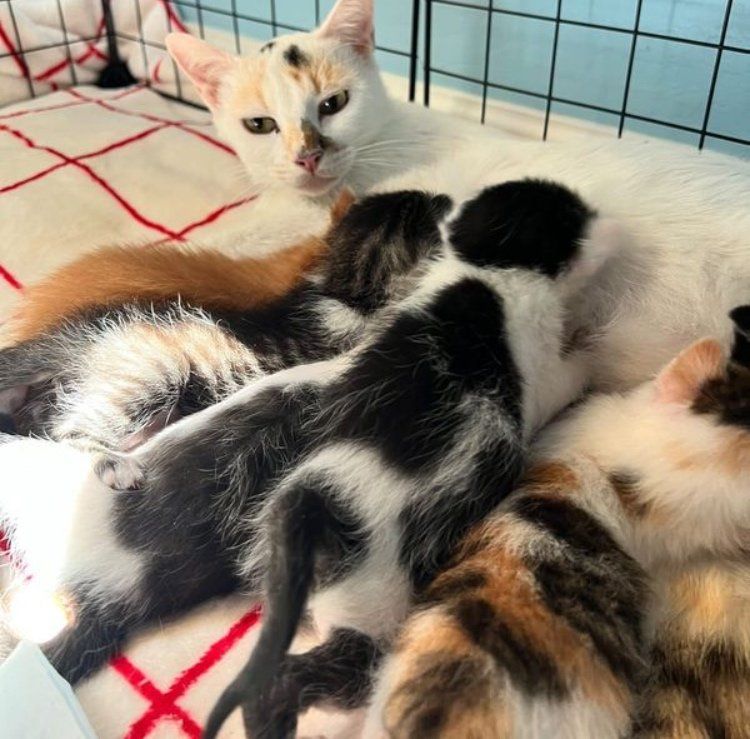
<box><xmin>224</xmin><ymin>57</ymin><xmax>269</xmax><ymax>116</ymax></box>
<box><xmin>655</xmin><ymin>339</ymin><xmax>726</xmax><ymax>406</ymax></box>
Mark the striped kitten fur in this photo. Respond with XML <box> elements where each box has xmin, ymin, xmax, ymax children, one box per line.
<box><xmin>636</xmin><ymin>560</ymin><xmax>750</xmax><ymax>739</ymax></box>
<box><xmin>367</xmin><ymin>314</ymin><xmax>750</xmax><ymax>739</ymax></box>
<box><xmin>0</xmin><ymin>189</ymin><xmax>447</xmax><ymax>451</ymax></box>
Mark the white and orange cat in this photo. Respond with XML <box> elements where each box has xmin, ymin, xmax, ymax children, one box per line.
<box><xmin>4</xmin><ymin>0</ymin><xmax>748</xmax><ymax>391</ymax></box>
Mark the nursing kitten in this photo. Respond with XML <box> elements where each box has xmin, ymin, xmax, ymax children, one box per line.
<box><xmin>366</xmin><ymin>314</ymin><xmax>750</xmax><ymax>739</ymax></box>
<box><xmin>0</xmin><ymin>180</ymin><xmax>616</xmax><ymax>702</ymax></box>
<box><xmin>0</xmin><ymin>189</ymin><xmax>446</xmax><ymax>451</ymax></box>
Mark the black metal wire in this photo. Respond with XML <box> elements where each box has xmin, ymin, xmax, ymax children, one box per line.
<box><xmin>230</xmin><ymin>0</ymin><xmax>241</xmax><ymax>53</ymax></box>
<box><xmin>424</xmin><ymin>0</ymin><xmax>433</xmax><ymax>107</ymax></box>
<box><xmin>0</xmin><ymin>36</ymin><xmax>102</xmax><ymax>61</ymax></box>
<box><xmin>542</xmin><ymin>0</ymin><xmax>562</xmax><ymax>140</ymax></box>
<box><xmin>618</xmin><ymin>0</ymin><xmax>644</xmax><ymax>138</ymax></box>
<box><xmin>425</xmin><ymin>0</ymin><xmax>749</xmax><ymax>151</ymax></box>
<box><xmin>130</xmin><ymin>0</ymin><xmax>150</xmax><ymax>86</ymax></box>
<box><xmin>409</xmin><ymin>0</ymin><xmax>421</xmax><ymax>102</ymax></box>
<box><xmin>270</xmin><ymin>0</ymin><xmax>278</xmax><ymax>38</ymax></box>
<box><xmin>699</xmin><ymin>0</ymin><xmax>735</xmax><ymax>149</ymax></box>
<box><xmin>430</xmin><ymin>0</ymin><xmax>749</xmax><ymax>55</ymax></box>
<box><xmin>479</xmin><ymin>0</ymin><xmax>494</xmax><ymax>124</ymax></box>
<box><xmin>194</xmin><ymin>0</ymin><xmax>206</xmax><ymax>39</ymax></box>
<box><xmin>315</xmin><ymin>0</ymin><xmax>321</xmax><ymax>26</ymax></box>
<box><xmin>54</xmin><ymin>0</ymin><xmax>77</xmax><ymax>87</ymax></box>
<box><xmin>6</xmin><ymin>0</ymin><xmax>35</xmax><ymax>99</ymax></box>
<box><xmin>157</xmin><ymin>0</ymin><xmax>184</xmax><ymax>100</ymax></box>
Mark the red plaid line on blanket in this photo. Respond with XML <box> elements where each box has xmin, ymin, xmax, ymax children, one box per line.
<box><xmin>0</xmin><ymin>85</ymin><xmax>255</xmax><ymax>291</ymax></box>
<box><xmin>112</xmin><ymin>608</ymin><xmax>261</xmax><ymax>739</ymax></box>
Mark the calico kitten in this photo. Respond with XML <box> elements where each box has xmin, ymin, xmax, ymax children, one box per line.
<box><xmin>0</xmin><ymin>189</ymin><xmax>447</xmax><ymax>451</ymax></box>
<box><xmin>367</xmin><ymin>312</ymin><xmax>750</xmax><ymax>739</ymax></box>
<box><xmin>636</xmin><ymin>560</ymin><xmax>750</xmax><ymax>739</ymax></box>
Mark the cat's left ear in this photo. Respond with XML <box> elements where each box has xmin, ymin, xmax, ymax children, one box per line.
<box><xmin>655</xmin><ymin>339</ymin><xmax>726</xmax><ymax>405</ymax></box>
<box><xmin>317</xmin><ymin>0</ymin><xmax>375</xmax><ymax>54</ymax></box>
<box><xmin>165</xmin><ymin>33</ymin><xmax>237</xmax><ymax>109</ymax></box>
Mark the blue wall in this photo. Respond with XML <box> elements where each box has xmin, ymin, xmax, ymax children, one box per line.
<box><xmin>177</xmin><ymin>0</ymin><xmax>750</xmax><ymax>157</ymax></box>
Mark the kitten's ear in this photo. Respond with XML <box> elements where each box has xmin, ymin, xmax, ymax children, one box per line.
<box><xmin>165</xmin><ymin>33</ymin><xmax>236</xmax><ymax>109</ymax></box>
<box><xmin>655</xmin><ymin>339</ymin><xmax>726</xmax><ymax>405</ymax></box>
<box><xmin>317</xmin><ymin>0</ymin><xmax>374</xmax><ymax>54</ymax></box>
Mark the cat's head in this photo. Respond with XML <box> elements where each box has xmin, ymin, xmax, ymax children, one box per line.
<box><xmin>166</xmin><ymin>0</ymin><xmax>389</xmax><ymax>197</ymax></box>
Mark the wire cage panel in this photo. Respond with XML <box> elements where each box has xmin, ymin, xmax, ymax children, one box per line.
<box><xmin>422</xmin><ymin>0</ymin><xmax>750</xmax><ymax>156</ymax></box>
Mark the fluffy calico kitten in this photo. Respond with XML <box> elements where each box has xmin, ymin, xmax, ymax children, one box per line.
<box><xmin>636</xmin><ymin>560</ymin><xmax>750</xmax><ymax>738</ymax></box>
<box><xmin>366</xmin><ymin>313</ymin><xmax>750</xmax><ymax>739</ymax></box>
<box><xmin>0</xmin><ymin>180</ymin><xmax>616</xmax><ymax>705</ymax></box>
<box><xmin>0</xmin><ymin>189</ymin><xmax>445</xmax><ymax>450</ymax></box>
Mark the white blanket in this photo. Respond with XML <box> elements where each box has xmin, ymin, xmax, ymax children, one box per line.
<box><xmin>0</xmin><ymin>83</ymin><xmax>327</xmax><ymax>321</ymax></box>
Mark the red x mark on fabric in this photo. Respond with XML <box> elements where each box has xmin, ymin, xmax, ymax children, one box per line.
<box><xmin>111</xmin><ymin>607</ymin><xmax>261</xmax><ymax>739</ymax></box>
<box><xmin>0</xmin><ymin>85</ymin><xmax>256</xmax><ymax>294</ymax></box>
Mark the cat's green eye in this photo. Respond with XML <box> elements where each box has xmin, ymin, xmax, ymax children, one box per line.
<box><xmin>319</xmin><ymin>90</ymin><xmax>349</xmax><ymax>117</ymax></box>
<box><xmin>242</xmin><ymin>117</ymin><xmax>279</xmax><ymax>135</ymax></box>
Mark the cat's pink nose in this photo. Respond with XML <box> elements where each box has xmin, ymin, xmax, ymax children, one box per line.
<box><xmin>295</xmin><ymin>150</ymin><xmax>323</xmax><ymax>175</ymax></box>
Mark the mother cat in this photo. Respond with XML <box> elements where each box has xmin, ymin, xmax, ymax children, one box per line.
<box><xmin>172</xmin><ymin>0</ymin><xmax>748</xmax><ymax>392</ymax></box>
<box><xmin>4</xmin><ymin>0</ymin><xmax>749</xmax><ymax>396</ymax></box>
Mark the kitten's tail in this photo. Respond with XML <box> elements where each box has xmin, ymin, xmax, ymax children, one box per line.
<box><xmin>203</xmin><ymin>481</ymin><xmax>337</xmax><ymax>739</ymax></box>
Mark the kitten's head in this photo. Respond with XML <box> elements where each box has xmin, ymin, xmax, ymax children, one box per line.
<box><xmin>604</xmin><ymin>309</ymin><xmax>750</xmax><ymax>556</ymax></box>
<box><xmin>322</xmin><ymin>190</ymin><xmax>454</xmax><ymax>312</ymax></box>
<box><xmin>166</xmin><ymin>0</ymin><xmax>388</xmax><ymax>197</ymax></box>
<box><xmin>445</xmin><ymin>179</ymin><xmax>624</xmax><ymax>296</ymax></box>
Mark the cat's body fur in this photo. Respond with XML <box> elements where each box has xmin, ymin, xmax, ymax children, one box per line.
<box><xmin>367</xmin><ymin>328</ymin><xmax>750</xmax><ymax>738</ymax></box>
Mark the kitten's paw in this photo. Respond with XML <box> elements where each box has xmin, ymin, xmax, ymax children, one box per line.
<box><xmin>95</xmin><ymin>453</ymin><xmax>145</xmax><ymax>491</ymax></box>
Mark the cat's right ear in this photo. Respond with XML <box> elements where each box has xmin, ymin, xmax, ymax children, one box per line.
<box><xmin>655</xmin><ymin>339</ymin><xmax>726</xmax><ymax>405</ymax></box>
<box><xmin>317</xmin><ymin>0</ymin><xmax>375</xmax><ymax>54</ymax></box>
<box><xmin>165</xmin><ymin>33</ymin><xmax>236</xmax><ymax>109</ymax></box>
